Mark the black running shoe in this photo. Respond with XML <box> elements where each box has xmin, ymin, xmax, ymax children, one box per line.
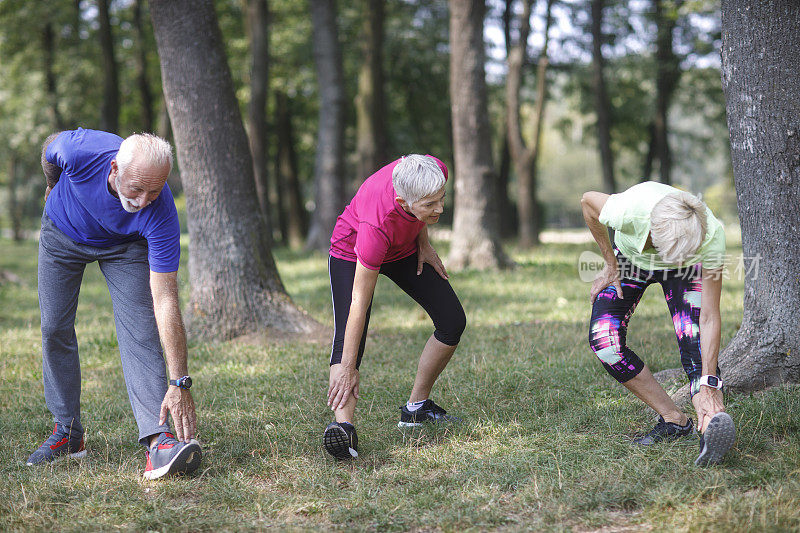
<box><xmin>632</xmin><ymin>416</ymin><xmax>695</xmax><ymax>445</ymax></box>
<box><xmin>323</xmin><ymin>422</ymin><xmax>358</xmax><ymax>460</ymax></box>
<box><xmin>694</xmin><ymin>412</ymin><xmax>736</xmax><ymax>467</ymax></box>
<box><xmin>398</xmin><ymin>399</ymin><xmax>461</xmax><ymax>428</ymax></box>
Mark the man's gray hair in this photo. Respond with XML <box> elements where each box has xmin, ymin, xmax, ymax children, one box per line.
<box><xmin>650</xmin><ymin>191</ymin><xmax>708</xmax><ymax>265</ymax></box>
<box><xmin>116</xmin><ymin>133</ymin><xmax>173</xmax><ymax>176</ymax></box>
<box><xmin>392</xmin><ymin>154</ymin><xmax>446</xmax><ymax>205</ymax></box>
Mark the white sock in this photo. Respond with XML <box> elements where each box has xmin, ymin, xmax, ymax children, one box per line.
<box><xmin>406</xmin><ymin>399</ymin><xmax>426</xmax><ymax>412</ymax></box>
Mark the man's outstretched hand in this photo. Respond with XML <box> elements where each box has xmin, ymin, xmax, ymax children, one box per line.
<box><xmin>159</xmin><ymin>386</ymin><xmax>197</xmax><ymax>443</ymax></box>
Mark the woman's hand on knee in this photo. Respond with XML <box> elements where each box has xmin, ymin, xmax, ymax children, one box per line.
<box><xmin>591</xmin><ymin>266</ymin><xmax>623</xmax><ymax>303</ymax></box>
<box><xmin>327</xmin><ymin>364</ymin><xmax>360</xmax><ymax>411</ymax></box>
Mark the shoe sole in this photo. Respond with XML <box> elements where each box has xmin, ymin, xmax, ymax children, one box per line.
<box><xmin>26</xmin><ymin>449</ymin><xmax>87</xmax><ymax>466</ymax></box>
<box><xmin>695</xmin><ymin>412</ymin><xmax>736</xmax><ymax>467</ymax></box>
<box><xmin>323</xmin><ymin>426</ymin><xmax>357</xmax><ymax>460</ymax></box>
<box><xmin>143</xmin><ymin>440</ymin><xmax>202</xmax><ymax>480</ymax></box>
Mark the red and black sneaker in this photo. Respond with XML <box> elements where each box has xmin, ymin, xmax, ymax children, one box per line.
<box><xmin>143</xmin><ymin>432</ymin><xmax>202</xmax><ymax>480</ymax></box>
<box><xmin>26</xmin><ymin>423</ymin><xmax>86</xmax><ymax>466</ymax></box>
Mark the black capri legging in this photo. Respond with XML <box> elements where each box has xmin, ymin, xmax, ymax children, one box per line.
<box><xmin>328</xmin><ymin>253</ymin><xmax>467</xmax><ymax>368</ymax></box>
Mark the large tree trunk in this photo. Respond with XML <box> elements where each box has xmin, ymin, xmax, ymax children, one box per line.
<box><xmin>133</xmin><ymin>0</ymin><xmax>154</xmax><ymax>132</ymax></box>
<box><xmin>149</xmin><ymin>0</ymin><xmax>317</xmax><ymax>339</ymax></box>
<box><xmin>42</xmin><ymin>22</ymin><xmax>65</xmax><ymax>130</ymax></box>
<box><xmin>591</xmin><ymin>0</ymin><xmax>615</xmax><ymax>193</ymax></box>
<box><xmin>448</xmin><ymin>0</ymin><xmax>511</xmax><ymax>270</ymax></box>
<box><xmin>355</xmin><ymin>0</ymin><xmax>388</xmax><ymax>183</ymax></box>
<box><xmin>506</xmin><ymin>0</ymin><xmax>554</xmax><ymax>248</ymax></box>
<box><xmin>275</xmin><ymin>90</ymin><xmax>307</xmax><ymax>249</ymax></box>
<box><xmin>97</xmin><ymin>0</ymin><xmax>119</xmax><ymax>133</ymax></box>
<box><xmin>246</xmin><ymin>0</ymin><xmax>273</xmax><ymax>240</ymax></box>
<box><xmin>306</xmin><ymin>0</ymin><xmax>346</xmax><ymax>251</ymax></box>
<box><xmin>718</xmin><ymin>0</ymin><xmax>800</xmax><ymax>391</ymax></box>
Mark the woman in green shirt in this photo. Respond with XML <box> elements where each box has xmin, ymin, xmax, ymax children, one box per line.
<box><xmin>581</xmin><ymin>181</ymin><xmax>735</xmax><ymax>466</ymax></box>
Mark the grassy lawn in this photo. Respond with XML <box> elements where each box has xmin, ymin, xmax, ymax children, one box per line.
<box><xmin>1</xmin><ymin>233</ymin><xmax>799</xmax><ymax>531</ymax></box>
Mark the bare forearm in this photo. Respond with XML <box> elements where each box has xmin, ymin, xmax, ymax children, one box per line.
<box><xmin>340</xmin><ymin>303</ymin><xmax>368</xmax><ymax>369</ymax></box>
<box><xmin>699</xmin><ymin>316</ymin><xmax>721</xmax><ymax>375</ymax></box>
<box><xmin>41</xmin><ymin>132</ymin><xmax>63</xmax><ymax>188</ymax></box>
<box><xmin>417</xmin><ymin>226</ymin><xmax>430</xmax><ymax>247</ymax></box>
<box><xmin>582</xmin><ymin>200</ymin><xmax>617</xmax><ymax>267</ymax></box>
<box><xmin>154</xmin><ymin>302</ymin><xmax>189</xmax><ymax>378</ymax></box>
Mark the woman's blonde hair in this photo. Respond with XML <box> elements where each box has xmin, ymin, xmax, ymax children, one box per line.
<box><xmin>650</xmin><ymin>191</ymin><xmax>708</xmax><ymax>265</ymax></box>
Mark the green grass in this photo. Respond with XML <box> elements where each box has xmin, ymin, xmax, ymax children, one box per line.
<box><xmin>1</xmin><ymin>235</ymin><xmax>799</xmax><ymax>532</ymax></box>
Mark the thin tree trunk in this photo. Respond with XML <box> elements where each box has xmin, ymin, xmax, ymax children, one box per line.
<box><xmin>42</xmin><ymin>22</ymin><xmax>65</xmax><ymax>130</ymax></box>
<box><xmin>149</xmin><ymin>0</ymin><xmax>318</xmax><ymax>339</ymax></box>
<box><xmin>652</xmin><ymin>0</ymin><xmax>681</xmax><ymax>185</ymax></box>
<box><xmin>306</xmin><ymin>0</ymin><xmax>346</xmax><ymax>251</ymax></box>
<box><xmin>97</xmin><ymin>0</ymin><xmax>119</xmax><ymax>133</ymax></box>
<box><xmin>496</xmin><ymin>0</ymin><xmax>514</xmax><ymax>238</ymax></box>
<box><xmin>506</xmin><ymin>0</ymin><xmax>554</xmax><ymax>248</ymax></box>
<box><xmin>133</xmin><ymin>0</ymin><xmax>154</xmax><ymax>132</ymax></box>
<box><xmin>448</xmin><ymin>0</ymin><xmax>511</xmax><ymax>270</ymax></box>
<box><xmin>275</xmin><ymin>90</ymin><xmax>307</xmax><ymax>249</ymax></box>
<box><xmin>355</xmin><ymin>0</ymin><xmax>388</xmax><ymax>183</ymax></box>
<box><xmin>8</xmin><ymin>154</ymin><xmax>23</xmax><ymax>242</ymax></box>
<box><xmin>591</xmin><ymin>0</ymin><xmax>615</xmax><ymax>193</ymax></box>
<box><xmin>246</xmin><ymin>0</ymin><xmax>273</xmax><ymax>240</ymax></box>
<box><xmin>717</xmin><ymin>0</ymin><xmax>800</xmax><ymax>391</ymax></box>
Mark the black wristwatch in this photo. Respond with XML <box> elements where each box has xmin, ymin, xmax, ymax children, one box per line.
<box><xmin>170</xmin><ymin>376</ymin><xmax>193</xmax><ymax>390</ymax></box>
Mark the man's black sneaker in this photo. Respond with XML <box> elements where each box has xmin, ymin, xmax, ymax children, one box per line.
<box><xmin>323</xmin><ymin>422</ymin><xmax>358</xmax><ymax>460</ymax></box>
<box><xmin>694</xmin><ymin>412</ymin><xmax>736</xmax><ymax>467</ymax></box>
<box><xmin>632</xmin><ymin>416</ymin><xmax>695</xmax><ymax>445</ymax></box>
<box><xmin>398</xmin><ymin>399</ymin><xmax>461</xmax><ymax>428</ymax></box>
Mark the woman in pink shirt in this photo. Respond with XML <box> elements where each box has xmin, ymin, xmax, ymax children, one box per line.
<box><xmin>323</xmin><ymin>154</ymin><xmax>466</xmax><ymax>460</ymax></box>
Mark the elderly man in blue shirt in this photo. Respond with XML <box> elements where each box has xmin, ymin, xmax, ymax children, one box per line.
<box><xmin>28</xmin><ymin>128</ymin><xmax>201</xmax><ymax>479</ymax></box>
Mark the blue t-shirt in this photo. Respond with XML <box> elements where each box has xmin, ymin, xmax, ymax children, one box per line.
<box><xmin>45</xmin><ymin>128</ymin><xmax>180</xmax><ymax>273</ymax></box>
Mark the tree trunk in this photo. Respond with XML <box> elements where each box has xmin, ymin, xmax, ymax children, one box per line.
<box><xmin>652</xmin><ymin>0</ymin><xmax>682</xmax><ymax>185</ymax></box>
<box><xmin>355</xmin><ymin>0</ymin><xmax>388</xmax><ymax>184</ymax></box>
<box><xmin>591</xmin><ymin>0</ymin><xmax>615</xmax><ymax>193</ymax></box>
<box><xmin>506</xmin><ymin>0</ymin><xmax>554</xmax><ymax>248</ymax></box>
<box><xmin>306</xmin><ymin>0</ymin><xmax>346</xmax><ymax>251</ymax></box>
<box><xmin>97</xmin><ymin>0</ymin><xmax>119</xmax><ymax>133</ymax></box>
<box><xmin>717</xmin><ymin>0</ymin><xmax>800</xmax><ymax>391</ymax></box>
<box><xmin>448</xmin><ymin>0</ymin><xmax>511</xmax><ymax>270</ymax></box>
<box><xmin>133</xmin><ymin>0</ymin><xmax>154</xmax><ymax>132</ymax></box>
<box><xmin>149</xmin><ymin>0</ymin><xmax>317</xmax><ymax>339</ymax></box>
<box><xmin>7</xmin><ymin>154</ymin><xmax>23</xmax><ymax>242</ymax></box>
<box><xmin>496</xmin><ymin>0</ymin><xmax>514</xmax><ymax>238</ymax></box>
<box><xmin>275</xmin><ymin>90</ymin><xmax>307</xmax><ymax>249</ymax></box>
<box><xmin>42</xmin><ymin>22</ymin><xmax>65</xmax><ymax>130</ymax></box>
<box><xmin>246</xmin><ymin>0</ymin><xmax>273</xmax><ymax>241</ymax></box>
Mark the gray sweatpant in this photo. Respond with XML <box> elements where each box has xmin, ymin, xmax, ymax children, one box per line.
<box><xmin>38</xmin><ymin>212</ymin><xmax>170</xmax><ymax>445</ymax></box>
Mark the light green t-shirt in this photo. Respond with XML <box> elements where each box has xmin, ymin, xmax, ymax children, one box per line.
<box><xmin>598</xmin><ymin>181</ymin><xmax>726</xmax><ymax>271</ymax></box>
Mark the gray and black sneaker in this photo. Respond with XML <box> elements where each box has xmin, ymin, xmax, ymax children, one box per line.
<box><xmin>694</xmin><ymin>412</ymin><xmax>736</xmax><ymax>466</ymax></box>
<box><xmin>143</xmin><ymin>432</ymin><xmax>202</xmax><ymax>480</ymax></box>
<box><xmin>26</xmin><ymin>423</ymin><xmax>86</xmax><ymax>465</ymax></box>
<box><xmin>633</xmin><ymin>416</ymin><xmax>695</xmax><ymax>445</ymax></box>
<box><xmin>323</xmin><ymin>422</ymin><xmax>358</xmax><ymax>460</ymax></box>
<box><xmin>398</xmin><ymin>399</ymin><xmax>460</xmax><ymax>428</ymax></box>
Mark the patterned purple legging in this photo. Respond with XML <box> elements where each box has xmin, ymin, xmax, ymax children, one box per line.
<box><xmin>588</xmin><ymin>252</ymin><xmax>703</xmax><ymax>384</ymax></box>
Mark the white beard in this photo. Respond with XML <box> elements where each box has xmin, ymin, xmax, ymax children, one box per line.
<box><xmin>116</xmin><ymin>175</ymin><xmax>143</xmax><ymax>213</ymax></box>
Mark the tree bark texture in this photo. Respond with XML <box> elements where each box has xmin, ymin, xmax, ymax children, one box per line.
<box><xmin>42</xmin><ymin>22</ymin><xmax>65</xmax><ymax>130</ymax></box>
<box><xmin>149</xmin><ymin>0</ymin><xmax>317</xmax><ymax>339</ymax></box>
<box><xmin>718</xmin><ymin>0</ymin><xmax>800</xmax><ymax>391</ymax></box>
<box><xmin>495</xmin><ymin>0</ymin><xmax>514</xmax><ymax>238</ymax></box>
<box><xmin>447</xmin><ymin>0</ymin><xmax>511</xmax><ymax>270</ymax></box>
<box><xmin>506</xmin><ymin>0</ymin><xmax>554</xmax><ymax>248</ymax></box>
<box><xmin>275</xmin><ymin>90</ymin><xmax>308</xmax><ymax>249</ymax></box>
<box><xmin>306</xmin><ymin>0</ymin><xmax>346</xmax><ymax>251</ymax></box>
<box><xmin>246</xmin><ymin>0</ymin><xmax>273</xmax><ymax>239</ymax></box>
<box><xmin>133</xmin><ymin>0</ymin><xmax>154</xmax><ymax>132</ymax></box>
<box><xmin>97</xmin><ymin>0</ymin><xmax>119</xmax><ymax>133</ymax></box>
<box><xmin>355</xmin><ymin>0</ymin><xmax>388</xmax><ymax>182</ymax></box>
<box><xmin>591</xmin><ymin>0</ymin><xmax>615</xmax><ymax>193</ymax></box>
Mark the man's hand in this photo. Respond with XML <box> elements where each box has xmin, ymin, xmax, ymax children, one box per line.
<box><xmin>159</xmin><ymin>386</ymin><xmax>196</xmax><ymax>443</ymax></box>
<box><xmin>417</xmin><ymin>242</ymin><xmax>448</xmax><ymax>279</ymax></box>
<box><xmin>590</xmin><ymin>265</ymin><xmax>623</xmax><ymax>303</ymax></box>
<box><xmin>327</xmin><ymin>363</ymin><xmax>359</xmax><ymax>411</ymax></box>
<box><xmin>693</xmin><ymin>386</ymin><xmax>725</xmax><ymax>433</ymax></box>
